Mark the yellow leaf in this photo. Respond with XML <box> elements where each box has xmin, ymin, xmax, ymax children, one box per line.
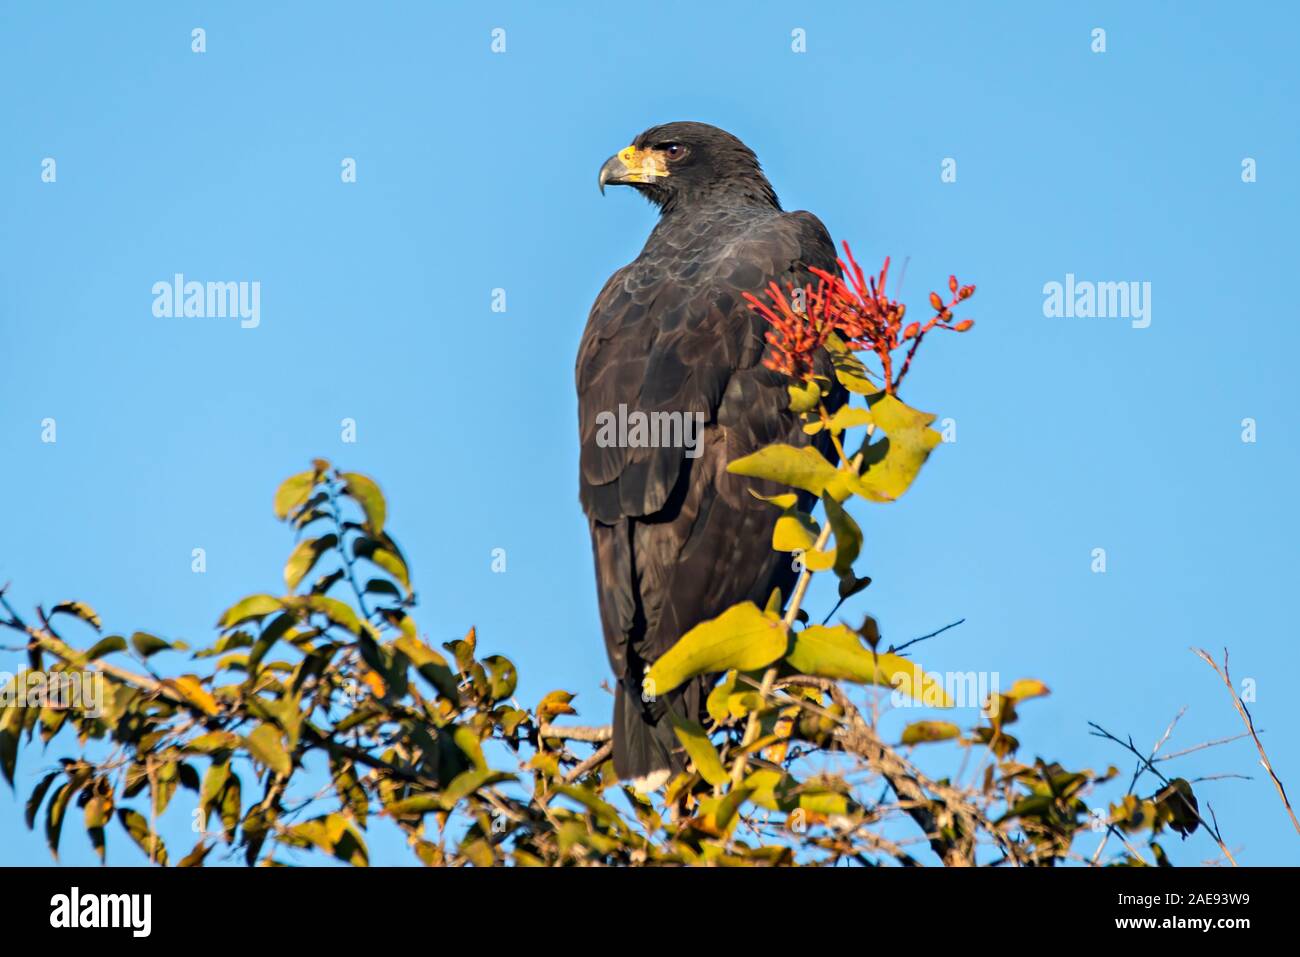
<box><xmin>824</xmin><ymin>406</ymin><xmax>874</xmax><ymax>433</ymax></box>
<box><xmin>772</xmin><ymin>512</ymin><xmax>818</xmax><ymax>552</ymax></box>
<box><xmin>821</xmin><ymin>493</ymin><xmax>862</xmax><ymax>576</ymax></box>
<box><xmin>244</xmin><ymin>724</ymin><xmax>292</xmax><ymax>777</ymax></box>
<box><xmin>785</xmin><ymin>624</ymin><xmax>953</xmax><ymax>706</ymax></box>
<box><xmin>216</xmin><ymin>594</ymin><xmax>282</xmax><ymax>630</ymax></box>
<box><xmin>1006</xmin><ymin>679</ymin><xmax>1050</xmax><ymax>701</ymax></box>
<box><xmin>900</xmin><ymin>720</ymin><xmax>961</xmax><ymax>745</ymax></box>
<box><xmin>787</xmin><ymin>380</ymin><xmax>822</xmax><ymax>413</ymax></box>
<box><xmin>669</xmin><ymin>715</ymin><xmax>729</xmax><ymax>787</ymax></box>
<box><xmin>748</xmin><ymin>490</ymin><xmax>799</xmax><ymax>510</ymax></box>
<box><xmin>706</xmin><ymin>671</ymin><xmax>738</xmax><ymax>724</ymax></box>
<box><xmin>339</xmin><ymin>472</ymin><xmax>387</xmax><ymax>536</ymax></box>
<box><xmin>825</xmin><ymin>333</ymin><xmax>881</xmax><ymax>396</ymax></box>
<box><xmin>283</xmin><ymin>535</ymin><xmax>337</xmax><ymax>592</ymax></box>
<box><xmin>49</xmin><ymin>601</ymin><xmax>102</xmax><ymax>631</ymax></box>
<box><xmin>801</xmin><ymin>548</ymin><xmax>836</xmax><ymax>572</ymax></box>
<box><xmin>851</xmin><ymin>394</ymin><xmax>943</xmax><ymax>502</ymax></box>
<box><xmin>727</xmin><ymin>444</ymin><xmax>841</xmax><ymax>498</ymax></box>
<box><xmin>645</xmin><ymin>602</ymin><xmax>788</xmax><ymax>697</ymax></box>
<box><xmin>166</xmin><ymin>675</ymin><xmax>219</xmax><ymax>716</ymax></box>
<box><xmin>273</xmin><ymin>470</ymin><xmax>318</xmax><ymax>521</ymax></box>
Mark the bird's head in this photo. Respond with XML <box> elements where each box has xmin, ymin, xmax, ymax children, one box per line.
<box><xmin>598</xmin><ymin>121</ymin><xmax>780</xmax><ymax>213</ymax></box>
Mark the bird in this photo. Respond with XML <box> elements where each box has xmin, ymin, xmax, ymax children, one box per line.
<box><xmin>576</xmin><ymin>122</ymin><xmax>844</xmax><ymax>789</ymax></box>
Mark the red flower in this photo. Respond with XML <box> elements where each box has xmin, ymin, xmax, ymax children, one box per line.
<box><xmin>743</xmin><ymin>279</ymin><xmax>836</xmax><ymax>382</ymax></box>
<box><xmin>745</xmin><ymin>241</ymin><xmax>977</xmax><ymax>394</ymax></box>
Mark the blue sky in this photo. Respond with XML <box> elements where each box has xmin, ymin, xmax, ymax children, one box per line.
<box><xmin>2</xmin><ymin>1</ymin><xmax>1297</xmax><ymax>865</ymax></box>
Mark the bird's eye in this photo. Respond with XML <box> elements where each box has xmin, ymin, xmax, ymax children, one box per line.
<box><xmin>660</xmin><ymin>143</ymin><xmax>686</xmax><ymax>160</ymax></box>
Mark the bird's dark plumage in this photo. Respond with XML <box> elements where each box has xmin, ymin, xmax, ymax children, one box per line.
<box><xmin>577</xmin><ymin>122</ymin><xmax>842</xmax><ymax>784</ymax></box>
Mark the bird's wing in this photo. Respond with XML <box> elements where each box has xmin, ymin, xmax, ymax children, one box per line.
<box><xmin>578</xmin><ymin>210</ymin><xmax>841</xmax><ymax>681</ymax></box>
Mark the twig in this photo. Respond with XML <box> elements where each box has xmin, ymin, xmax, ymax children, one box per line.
<box><xmin>1193</xmin><ymin>646</ymin><xmax>1300</xmax><ymax>835</ymax></box>
<box><xmin>1158</xmin><ymin>730</ymin><xmax>1256</xmax><ymax>763</ymax></box>
<box><xmin>886</xmin><ymin>618</ymin><xmax>966</xmax><ymax>656</ymax></box>
<box><xmin>1088</xmin><ymin>721</ymin><xmax>1238</xmax><ymax>866</ymax></box>
<box><xmin>730</xmin><ymin>452</ymin><xmax>865</xmax><ymax>787</ymax></box>
<box><xmin>539</xmin><ymin>723</ymin><xmax>612</xmax><ymax>743</ymax></box>
<box><xmin>565</xmin><ymin>743</ymin><xmax>613</xmax><ymax>783</ymax></box>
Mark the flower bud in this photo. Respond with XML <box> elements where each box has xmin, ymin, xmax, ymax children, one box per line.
<box><xmin>954</xmin><ymin>319</ymin><xmax>974</xmax><ymax>332</ymax></box>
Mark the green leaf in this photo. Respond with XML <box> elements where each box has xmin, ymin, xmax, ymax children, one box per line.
<box><xmin>837</xmin><ymin>574</ymin><xmax>872</xmax><ymax>602</ymax></box>
<box><xmin>339</xmin><ymin>472</ymin><xmax>386</xmax><ymax>536</ymax></box>
<box><xmin>219</xmin><ymin>774</ymin><xmax>242</xmax><ymax>843</ymax></box>
<box><xmin>281</xmin><ymin>814</ymin><xmax>369</xmax><ymax>867</ymax></box>
<box><xmin>246</xmin><ymin>612</ymin><xmax>298</xmax><ymax>676</ymax></box>
<box><xmin>785</xmin><ymin>624</ymin><xmax>953</xmax><ymax>706</ymax></box>
<box><xmin>353</xmin><ymin>538</ymin><xmax>410</xmax><ymax>594</ymax></box>
<box><xmin>384</xmin><ymin>793</ymin><xmax>444</xmax><ymax>818</ymax></box>
<box><xmin>216</xmin><ymin>594</ymin><xmax>282</xmax><ymax>630</ymax></box>
<box><xmin>117</xmin><ymin>808</ymin><xmax>168</xmax><ymax>865</ymax></box>
<box><xmin>85</xmin><ymin>635</ymin><xmax>127</xmax><ymax>660</ymax></box>
<box><xmin>243</xmin><ymin>724</ymin><xmax>292</xmax><ymax>777</ymax></box>
<box><xmin>852</xmin><ymin>394</ymin><xmax>943</xmax><ymax>502</ymax></box>
<box><xmin>394</xmin><ymin>633</ymin><xmax>460</xmax><ymax>700</ymax></box>
<box><xmin>46</xmin><ymin>781</ymin><xmax>74</xmax><ymax>860</ymax></box>
<box><xmin>709</xmin><ymin>787</ymin><xmax>753</xmax><ymax>833</ymax></box>
<box><xmin>26</xmin><ymin>772</ymin><xmax>58</xmax><ymax>830</ymax></box>
<box><xmin>284</xmin><ymin>534</ymin><xmax>338</xmax><ymax>592</ymax></box>
<box><xmin>330</xmin><ymin>757</ymin><xmax>368</xmax><ymax>827</ymax></box>
<box><xmin>297</xmin><ymin>596</ymin><xmax>363</xmax><ymax>636</ymax></box>
<box><xmin>795</xmin><ymin>788</ymin><xmax>849</xmax><ymax>816</ymax></box>
<box><xmin>178</xmin><ymin>840</ymin><xmax>213</xmax><ymax>867</ymax></box>
<box><xmin>84</xmin><ymin>791</ymin><xmax>112</xmax><ymax>862</ymax></box>
<box><xmin>187</xmin><ymin>731</ymin><xmax>239</xmax><ymax>754</ymax></box>
<box><xmin>453</xmin><ymin>726</ymin><xmax>488</xmax><ymax>772</ymax></box>
<box><xmin>0</xmin><ymin>694</ymin><xmax>24</xmax><ymax>786</ymax></box>
<box><xmin>364</xmin><ymin>578</ymin><xmax>401</xmax><ymax>598</ymax></box>
<box><xmin>822</xmin><ymin>493</ymin><xmax>862</xmax><ymax>577</ymax></box>
<box><xmin>553</xmin><ymin>784</ymin><xmax>622</xmax><ymax>826</ymax></box>
<box><xmin>131</xmin><ymin>632</ymin><xmax>173</xmax><ymax>657</ymax></box>
<box><xmin>743</xmin><ymin>769</ymin><xmax>784</xmax><ymax>810</ymax></box>
<box><xmin>645</xmin><ymin>602</ymin><xmax>788</xmax><ymax>697</ymax></box>
<box><xmin>669</xmin><ymin>715</ymin><xmax>729</xmax><ymax>787</ymax></box>
<box><xmin>439</xmin><ymin>769</ymin><xmax>516</xmax><ymax>811</ymax></box>
<box><xmin>49</xmin><ymin>601</ymin><xmax>102</xmax><ymax>631</ymax></box>
<box><xmin>200</xmin><ymin>762</ymin><xmax>230</xmax><ymax>829</ymax></box>
<box><xmin>900</xmin><ymin>720</ymin><xmax>961</xmax><ymax>745</ymax></box>
<box><xmin>274</xmin><ymin>470</ymin><xmax>319</xmax><ymax>521</ymax></box>
<box><xmin>483</xmin><ymin>655</ymin><xmax>518</xmax><ymax>699</ymax></box>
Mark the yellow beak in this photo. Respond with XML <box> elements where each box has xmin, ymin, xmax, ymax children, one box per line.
<box><xmin>598</xmin><ymin>145</ymin><xmax>669</xmax><ymax>193</ymax></box>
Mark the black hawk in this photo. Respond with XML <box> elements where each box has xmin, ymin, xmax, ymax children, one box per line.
<box><xmin>577</xmin><ymin>122</ymin><xmax>842</xmax><ymax>787</ymax></box>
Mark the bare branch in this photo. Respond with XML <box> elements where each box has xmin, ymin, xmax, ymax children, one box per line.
<box><xmin>1194</xmin><ymin>646</ymin><xmax>1300</xmax><ymax>836</ymax></box>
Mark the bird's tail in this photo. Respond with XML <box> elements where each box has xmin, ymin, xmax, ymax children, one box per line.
<box><xmin>612</xmin><ymin>678</ymin><xmax>705</xmax><ymax>791</ymax></box>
